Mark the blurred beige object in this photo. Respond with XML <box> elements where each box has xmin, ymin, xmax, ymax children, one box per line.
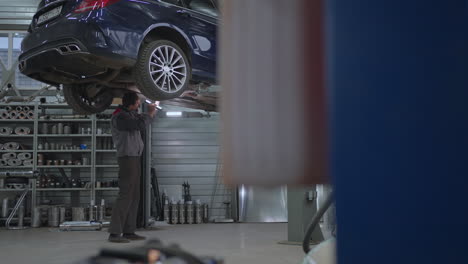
<box><xmin>221</xmin><ymin>0</ymin><xmax>327</xmax><ymax>185</ymax></box>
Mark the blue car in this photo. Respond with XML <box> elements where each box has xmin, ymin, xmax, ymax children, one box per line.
<box><xmin>19</xmin><ymin>0</ymin><xmax>219</xmax><ymax>113</ymax></box>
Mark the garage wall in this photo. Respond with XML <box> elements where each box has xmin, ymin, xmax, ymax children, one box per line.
<box><xmin>0</xmin><ymin>1</ymin><xmax>37</xmax><ymax>30</ymax></box>
<box><xmin>151</xmin><ymin>112</ymin><xmax>233</xmax><ymax>220</ymax></box>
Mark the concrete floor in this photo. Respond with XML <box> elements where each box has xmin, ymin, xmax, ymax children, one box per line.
<box><xmin>0</xmin><ymin>223</ymin><xmax>304</xmax><ymax>264</ymax></box>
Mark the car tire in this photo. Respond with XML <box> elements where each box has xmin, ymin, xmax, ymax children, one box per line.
<box><xmin>135</xmin><ymin>40</ymin><xmax>191</xmax><ymax>101</ymax></box>
<box><xmin>63</xmin><ymin>84</ymin><xmax>113</xmax><ymax>114</ymax></box>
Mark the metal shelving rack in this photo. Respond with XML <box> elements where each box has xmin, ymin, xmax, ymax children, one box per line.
<box><xmin>0</xmin><ymin>102</ymin><xmax>37</xmax><ymax>223</ymax></box>
<box><xmin>0</xmin><ymin>103</ymin><xmax>121</xmax><ymax>226</ymax></box>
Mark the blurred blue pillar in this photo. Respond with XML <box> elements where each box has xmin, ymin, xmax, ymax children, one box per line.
<box><xmin>328</xmin><ymin>1</ymin><xmax>468</xmax><ymax>263</ymax></box>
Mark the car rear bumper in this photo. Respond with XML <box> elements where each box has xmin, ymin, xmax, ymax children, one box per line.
<box><xmin>19</xmin><ymin>10</ymin><xmax>138</xmax><ymax>85</ymax></box>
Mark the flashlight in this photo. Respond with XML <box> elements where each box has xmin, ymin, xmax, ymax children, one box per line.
<box><xmin>145</xmin><ymin>99</ymin><xmax>162</xmax><ymax>110</ymax></box>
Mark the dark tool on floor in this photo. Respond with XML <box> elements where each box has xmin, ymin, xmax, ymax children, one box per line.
<box><xmin>81</xmin><ymin>239</ymin><xmax>223</xmax><ymax>264</ymax></box>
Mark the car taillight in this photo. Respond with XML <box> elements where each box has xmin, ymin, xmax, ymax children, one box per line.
<box><xmin>74</xmin><ymin>0</ymin><xmax>121</xmax><ymax>13</ymax></box>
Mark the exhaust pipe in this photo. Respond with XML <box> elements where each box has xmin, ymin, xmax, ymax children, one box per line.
<box><xmin>57</xmin><ymin>44</ymin><xmax>82</xmax><ymax>55</ymax></box>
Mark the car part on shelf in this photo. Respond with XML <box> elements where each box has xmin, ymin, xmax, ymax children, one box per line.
<box><xmin>0</xmin><ymin>112</ymin><xmax>10</xmax><ymax>119</ymax></box>
<box><xmin>9</xmin><ymin>110</ymin><xmax>18</xmax><ymax>119</ymax></box>
<box><xmin>3</xmin><ymin>142</ymin><xmax>20</xmax><ymax>150</ymax></box>
<box><xmin>0</xmin><ymin>159</ymin><xmax>8</xmax><ymax>166</ymax></box>
<box><xmin>17</xmin><ymin>153</ymin><xmax>32</xmax><ymax>160</ymax></box>
<box><xmin>57</xmin><ymin>122</ymin><xmax>63</xmax><ymax>134</ymax></box>
<box><xmin>0</xmin><ymin>126</ymin><xmax>13</xmax><ymax>135</ymax></box>
<box><xmin>0</xmin><ymin>171</ymin><xmax>36</xmax><ymax>178</ymax></box>
<box><xmin>59</xmin><ymin>221</ymin><xmax>102</xmax><ymax>231</ymax></box>
<box><xmin>14</xmin><ymin>127</ymin><xmax>31</xmax><ymax>135</ymax></box>
<box><xmin>18</xmin><ymin>112</ymin><xmax>27</xmax><ymax>119</ymax></box>
<box><xmin>23</xmin><ymin>159</ymin><xmax>34</xmax><ymax>166</ymax></box>
<box><xmin>7</xmin><ymin>159</ymin><xmax>23</xmax><ymax>166</ymax></box>
<box><xmin>27</xmin><ymin>111</ymin><xmax>34</xmax><ymax>119</ymax></box>
<box><xmin>2</xmin><ymin>152</ymin><xmax>16</xmax><ymax>160</ymax></box>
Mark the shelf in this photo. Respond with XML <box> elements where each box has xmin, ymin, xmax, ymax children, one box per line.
<box><xmin>96</xmin><ymin>134</ymin><xmax>112</xmax><ymax>137</ymax></box>
<box><xmin>38</xmin><ymin>150</ymin><xmax>92</xmax><ymax>153</ymax></box>
<box><xmin>96</xmin><ymin>165</ymin><xmax>118</xmax><ymax>168</ymax></box>
<box><xmin>96</xmin><ymin>150</ymin><xmax>116</xmax><ymax>152</ymax></box>
<box><xmin>97</xmin><ymin>119</ymin><xmax>111</xmax><ymax>121</ymax></box>
<box><xmin>37</xmin><ymin>165</ymin><xmax>92</xmax><ymax>168</ymax></box>
<box><xmin>0</xmin><ymin>166</ymin><xmax>33</xmax><ymax>169</ymax></box>
<box><xmin>37</xmin><ymin>188</ymin><xmax>90</xmax><ymax>191</ymax></box>
<box><xmin>38</xmin><ymin>103</ymin><xmax>73</xmax><ymax>108</ymax></box>
<box><xmin>0</xmin><ymin>119</ymin><xmax>34</xmax><ymax>122</ymax></box>
<box><xmin>37</xmin><ymin>134</ymin><xmax>92</xmax><ymax>137</ymax></box>
<box><xmin>0</xmin><ymin>217</ymin><xmax>31</xmax><ymax>221</ymax></box>
<box><xmin>38</xmin><ymin>119</ymin><xmax>91</xmax><ymax>122</ymax></box>
<box><xmin>0</xmin><ymin>188</ymin><xmax>31</xmax><ymax>192</ymax></box>
<box><xmin>0</xmin><ymin>150</ymin><xmax>32</xmax><ymax>153</ymax></box>
<box><xmin>96</xmin><ymin>187</ymin><xmax>119</xmax><ymax>191</ymax></box>
<box><xmin>0</xmin><ymin>134</ymin><xmax>34</xmax><ymax>137</ymax></box>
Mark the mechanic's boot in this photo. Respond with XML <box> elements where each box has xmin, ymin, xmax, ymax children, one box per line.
<box><xmin>123</xmin><ymin>233</ymin><xmax>146</xmax><ymax>241</ymax></box>
<box><xmin>108</xmin><ymin>234</ymin><xmax>130</xmax><ymax>243</ymax></box>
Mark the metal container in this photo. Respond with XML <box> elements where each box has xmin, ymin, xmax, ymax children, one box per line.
<box><xmin>195</xmin><ymin>201</ymin><xmax>202</xmax><ymax>224</ymax></box>
<box><xmin>202</xmin><ymin>204</ymin><xmax>209</xmax><ymax>223</ymax></box>
<box><xmin>178</xmin><ymin>200</ymin><xmax>185</xmax><ymax>224</ymax></box>
<box><xmin>98</xmin><ymin>206</ymin><xmax>105</xmax><ymax>221</ymax></box>
<box><xmin>32</xmin><ymin>207</ymin><xmax>42</xmax><ymax>227</ymax></box>
<box><xmin>2</xmin><ymin>198</ymin><xmax>9</xmax><ymax>218</ymax></box>
<box><xmin>18</xmin><ymin>205</ymin><xmax>24</xmax><ymax>228</ymax></box>
<box><xmin>64</xmin><ymin>125</ymin><xmax>71</xmax><ymax>134</ymax></box>
<box><xmin>57</xmin><ymin>123</ymin><xmax>64</xmax><ymax>134</ymax></box>
<box><xmin>72</xmin><ymin>207</ymin><xmax>85</xmax><ymax>221</ymax></box>
<box><xmin>51</xmin><ymin>125</ymin><xmax>57</xmax><ymax>134</ymax></box>
<box><xmin>44</xmin><ymin>142</ymin><xmax>49</xmax><ymax>150</ymax></box>
<box><xmin>59</xmin><ymin>207</ymin><xmax>66</xmax><ymax>223</ymax></box>
<box><xmin>40</xmin><ymin>123</ymin><xmax>48</xmax><ymax>134</ymax></box>
<box><xmin>170</xmin><ymin>201</ymin><xmax>178</xmax><ymax>224</ymax></box>
<box><xmin>50</xmin><ymin>142</ymin><xmax>56</xmax><ymax>150</ymax></box>
<box><xmin>89</xmin><ymin>206</ymin><xmax>97</xmax><ymax>221</ymax></box>
<box><xmin>164</xmin><ymin>200</ymin><xmax>170</xmax><ymax>223</ymax></box>
<box><xmin>186</xmin><ymin>201</ymin><xmax>194</xmax><ymax>224</ymax></box>
<box><xmin>82</xmin><ymin>157</ymin><xmax>89</xmax><ymax>165</ymax></box>
<box><xmin>48</xmin><ymin>206</ymin><xmax>60</xmax><ymax>227</ymax></box>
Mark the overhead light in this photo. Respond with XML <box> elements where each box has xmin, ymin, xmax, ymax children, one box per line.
<box><xmin>166</xmin><ymin>111</ymin><xmax>182</xmax><ymax>117</ymax></box>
